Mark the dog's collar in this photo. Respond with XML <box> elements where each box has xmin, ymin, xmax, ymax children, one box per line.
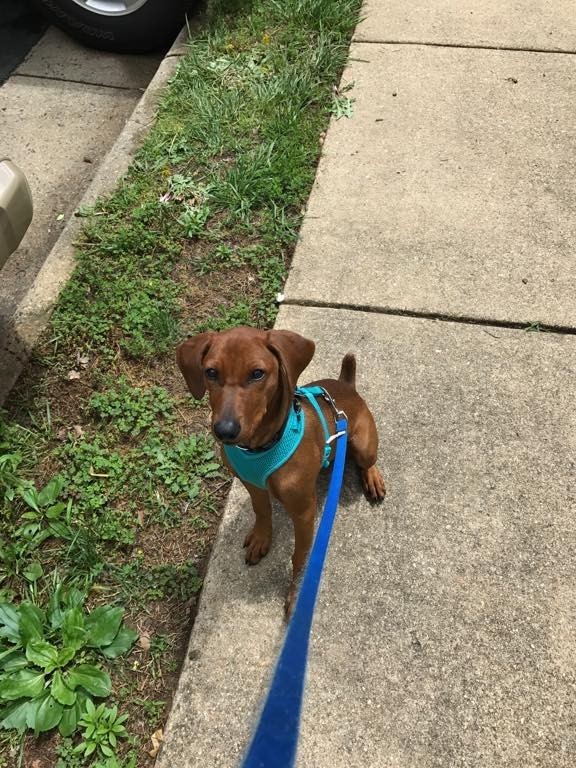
<box><xmin>223</xmin><ymin>386</ymin><xmax>335</xmax><ymax>489</ymax></box>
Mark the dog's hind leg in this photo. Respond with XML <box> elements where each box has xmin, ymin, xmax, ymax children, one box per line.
<box><xmin>349</xmin><ymin>405</ymin><xmax>386</xmax><ymax>500</ymax></box>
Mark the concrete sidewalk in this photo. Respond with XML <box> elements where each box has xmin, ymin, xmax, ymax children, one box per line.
<box><xmin>158</xmin><ymin>2</ymin><xmax>576</xmax><ymax>766</ymax></box>
<box><xmin>0</xmin><ymin>28</ymin><xmax>161</xmax><ymax>400</ymax></box>
<box><xmin>0</xmin><ymin>28</ymin><xmax>189</xmax><ymax>403</ymax></box>
<box><xmin>0</xmin><ymin>27</ymin><xmax>161</xmax><ymax>320</ymax></box>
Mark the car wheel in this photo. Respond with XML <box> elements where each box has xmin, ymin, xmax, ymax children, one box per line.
<box><xmin>34</xmin><ymin>0</ymin><xmax>189</xmax><ymax>54</ymax></box>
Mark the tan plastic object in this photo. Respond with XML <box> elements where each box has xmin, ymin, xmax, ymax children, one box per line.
<box><xmin>0</xmin><ymin>159</ymin><xmax>33</xmax><ymax>270</ymax></box>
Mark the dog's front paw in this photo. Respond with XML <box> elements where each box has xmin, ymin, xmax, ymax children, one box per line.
<box><xmin>362</xmin><ymin>465</ymin><xmax>386</xmax><ymax>501</ymax></box>
<box><xmin>243</xmin><ymin>526</ymin><xmax>272</xmax><ymax>565</ymax></box>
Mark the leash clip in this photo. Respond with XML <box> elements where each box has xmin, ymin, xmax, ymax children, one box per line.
<box><xmin>319</xmin><ymin>389</ymin><xmax>347</xmax><ymax>426</ymax></box>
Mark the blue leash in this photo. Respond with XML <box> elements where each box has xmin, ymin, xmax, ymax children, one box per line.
<box><xmin>240</xmin><ymin>414</ymin><xmax>348</xmax><ymax>768</ymax></box>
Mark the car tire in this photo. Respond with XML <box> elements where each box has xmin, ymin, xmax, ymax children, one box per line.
<box><xmin>34</xmin><ymin>0</ymin><xmax>188</xmax><ymax>54</ymax></box>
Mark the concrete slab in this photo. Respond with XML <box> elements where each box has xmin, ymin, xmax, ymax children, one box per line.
<box><xmin>158</xmin><ymin>305</ymin><xmax>576</xmax><ymax>768</ymax></box>
<box><xmin>284</xmin><ymin>44</ymin><xmax>576</xmax><ymax>328</ymax></box>
<box><xmin>355</xmin><ymin>0</ymin><xmax>576</xmax><ymax>52</ymax></box>
<box><xmin>16</xmin><ymin>27</ymin><xmax>162</xmax><ymax>89</ymax></box>
<box><xmin>0</xmin><ymin>76</ymin><xmax>139</xmax><ymax>319</ymax></box>
<box><xmin>0</xmin><ymin>54</ymin><xmax>181</xmax><ymax>403</ymax></box>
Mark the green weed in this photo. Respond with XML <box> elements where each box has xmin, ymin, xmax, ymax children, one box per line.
<box><xmin>0</xmin><ymin>588</ymin><xmax>136</xmax><ymax>737</ymax></box>
<box><xmin>109</xmin><ymin>558</ymin><xmax>203</xmax><ymax>609</ymax></box>
<box><xmin>89</xmin><ymin>382</ymin><xmax>175</xmax><ymax>438</ymax></box>
<box><xmin>524</xmin><ymin>321</ymin><xmax>541</xmax><ymax>333</ymax></box>
<box><xmin>55</xmin><ymin>737</ymin><xmax>84</xmax><ymax>768</ymax></box>
<box><xmin>149</xmin><ymin>634</ymin><xmax>171</xmax><ymax>660</ymax></box>
<box><xmin>137</xmin><ymin>434</ymin><xmax>221</xmax><ymax>498</ymax></box>
<box><xmin>132</xmin><ymin>698</ymin><xmax>165</xmax><ymax>728</ymax></box>
<box><xmin>0</xmin><ymin>475</ymin><xmax>76</xmax><ymax>590</ymax></box>
<box><xmin>193</xmin><ymin>301</ymin><xmax>252</xmax><ymax>333</ymax></box>
<box><xmin>178</xmin><ymin>203</ymin><xmax>212</xmax><ymax>237</ymax></box>
<box><xmin>75</xmin><ymin>700</ymin><xmax>128</xmax><ymax>760</ymax></box>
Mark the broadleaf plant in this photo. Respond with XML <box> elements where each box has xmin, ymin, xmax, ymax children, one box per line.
<box><xmin>0</xmin><ymin>589</ymin><xmax>137</xmax><ymax>736</ymax></box>
<box><xmin>74</xmin><ymin>700</ymin><xmax>128</xmax><ymax>759</ymax></box>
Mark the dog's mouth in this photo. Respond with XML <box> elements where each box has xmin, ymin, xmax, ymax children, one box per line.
<box><xmin>217</xmin><ymin>435</ymin><xmax>253</xmax><ymax>449</ymax></box>
<box><xmin>219</xmin><ymin>437</ymin><xmax>244</xmax><ymax>447</ymax></box>
<box><xmin>214</xmin><ymin>428</ymin><xmax>270</xmax><ymax>451</ymax></box>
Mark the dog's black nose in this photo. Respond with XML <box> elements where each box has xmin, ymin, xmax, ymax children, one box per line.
<box><xmin>213</xmin><ymin>419</ymin><xmax>241</xmax><ymax>442</ymax></box>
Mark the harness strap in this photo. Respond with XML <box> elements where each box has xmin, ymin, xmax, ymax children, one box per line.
<box><xmin>295</xmin><ymin>386</ymin><xmax>332</xmax><ymax>468</ymax></box>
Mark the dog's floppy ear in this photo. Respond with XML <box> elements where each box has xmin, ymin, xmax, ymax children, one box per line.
<box><xmin>176</xmin><ymin>332</ymin><xmax>215</xmax><ymax>399</ymax></box>
<box><xmin>266</xmin><ymin>330</ymin><xmax>315</xmax><ymax>391</ymax></box>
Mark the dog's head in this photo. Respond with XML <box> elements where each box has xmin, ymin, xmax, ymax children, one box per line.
<box><xmin>176</xmin><ymin>326</ymin><xmax>315</xmax><ymax>447</ymax></box>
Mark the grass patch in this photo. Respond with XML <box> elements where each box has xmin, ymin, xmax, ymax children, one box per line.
<box><xmin>51</xmin><ymin>0</ymin><xmax>359</xmax><ymax>355</ymax></box>
<box><xmin>0</xmin><ymin>0</ymin><xmax>361</xmax><ymax>763</ymax></box>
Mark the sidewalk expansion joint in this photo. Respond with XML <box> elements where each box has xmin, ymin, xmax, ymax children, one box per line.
<box><xmin>282</xmin><ymin>298</ymin><xmax>576</xmax><ymax>337</ymax></box>
<box><xmin>12</xmin><ymin>72</ymin><xmax>144</xmax><ymax>93</ymax></box>
<box><xmin>352</xmin><ymin>39</ymin><xmax>576</xmax><ymax>56</ymax></box>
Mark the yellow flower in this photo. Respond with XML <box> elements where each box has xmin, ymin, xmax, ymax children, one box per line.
<box><xmin>262</xmin><ymin>33</ymin><xmax>271</xmax><ymax>45</ymax></box>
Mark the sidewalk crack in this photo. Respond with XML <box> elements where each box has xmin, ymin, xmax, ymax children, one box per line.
<box><xmin>12</xmin><ymin>72</ymin><xmax>144</xmax><ymax>93</ymax></box>
<box><xmin>282</xmin><ymin>299</ymin><xmax>576</xmax><ymax>336</ymax></box>
<box><xmin>352</xmin><ymin>39</ymin><xmax>576</xmax><ymax>56</ymax></box>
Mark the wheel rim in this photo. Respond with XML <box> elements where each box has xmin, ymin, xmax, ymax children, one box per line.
<box><xmin>71</xmin><ymin>0</ymin><xmax>149</xmax><ymax>15</ymax></box>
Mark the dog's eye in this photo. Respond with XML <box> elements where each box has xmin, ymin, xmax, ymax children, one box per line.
<box><xmin>205</xmin><ymin>368</ymin><xmax>218</xmax><ymax>381</ymax></box>
<box><xmin>249</xmin><ymin>369</ymin><xmax>265</xmax><ymax>382</ymax></box>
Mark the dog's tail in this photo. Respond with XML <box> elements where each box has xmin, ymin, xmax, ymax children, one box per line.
<box><xmin>338</xmin><ymin>353</ymin><xmax>356</xmax><ymax>388</ymax></box>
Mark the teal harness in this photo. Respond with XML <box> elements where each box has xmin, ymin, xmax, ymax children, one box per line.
<box><xmin>223</xmin><ymin>386</ymin><xmax>337</xmax><ymax>490</ymax></box>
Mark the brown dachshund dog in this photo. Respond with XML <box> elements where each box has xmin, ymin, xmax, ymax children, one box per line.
<box><xmin>177</xmin><ymin>326</ymin><xmax>385</xmax><ymax>613</ymax></box>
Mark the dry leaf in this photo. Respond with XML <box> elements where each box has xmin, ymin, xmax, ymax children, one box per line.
<box><xmin>67</xmin><ymin>370</ymin><xmax>81</xmax><ymax>380</ymax></box>
<box><xmin>77</xmin><ymin>354</ymin><xmax>90</xmax><ymax>368</ymax></box>
<box><xmin>149</xmin><ymin>728</ymin><xmax>164</xmax><ymax>758</ymax></box>
<box><xmin>89</xmin><ymin>467</ymin><xmax>110</xmax><ymax>478</ymax></box>
<box><xmin>73</xmin><ymin>424</ymin><xmax>85</xmax><ymax>438</ymax></box>
<box><xmin>137</xmin><ymin>508</ymin><xmax>145</xmax><ymax>526</ymax></box>
<box><xmin>139</xmin><ymin>632</ymin><xmax>151</xmax><ymax>651</ymax></box>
